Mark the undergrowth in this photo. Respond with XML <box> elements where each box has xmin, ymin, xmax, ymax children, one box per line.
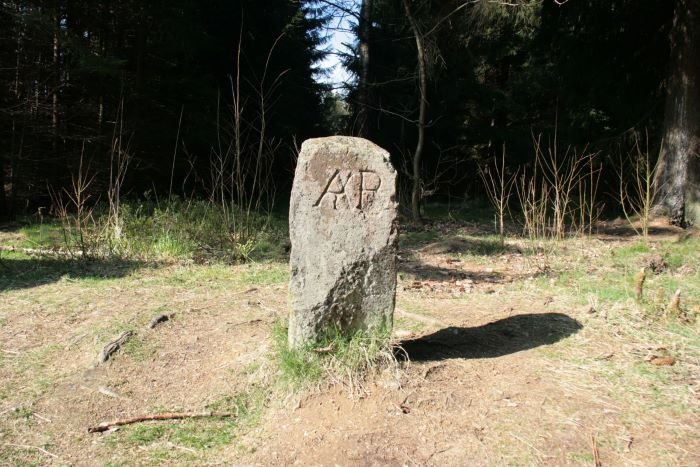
<box><xmin>9</xmin><ymin>198</ymin><xmax>288</xmax><ymax>263</ymax></box>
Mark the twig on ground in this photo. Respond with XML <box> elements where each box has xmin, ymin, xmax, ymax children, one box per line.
<box><xmin>591</xmin><ymin>433</ymin><xmax>602</xmax><ymax>467</ymax></box>
<box><xmin>230</xmin><ymin>318</ymin><xmax>266</xmax><ymax>328</ymax></box>
<box><xmin>4</xmin><ymin>443</ymin><xmax>59</xmax><ymax>459</ymax></box>
<box><xmin>32</xmin><ymin>412</ymin><xmax>52</xmax><ymax>423</ymax></box>
<box><xmin>98</xmin><ymin>386</ymin><xmax>130</xmax><ymax>400</ymax></box>
<box><xmin>313</xmin><ymin>344</ymin><xmax>335</xmax><ymax>353</ymax></box>
<box><xmin>88</xmin><ymin>411</ymin><xmax>235</xmax><ymax>433</ymax></box>
<box><xmin>98</xmin><ymin>330</ymin><xmax>134</xmax><ymax>363</ymax></box>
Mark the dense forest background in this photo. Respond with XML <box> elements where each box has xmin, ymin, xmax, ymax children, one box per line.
<box><xmin>1</xmin><ymin>0</ymin><xmax>698</xmax><ymax>227</ymax></box>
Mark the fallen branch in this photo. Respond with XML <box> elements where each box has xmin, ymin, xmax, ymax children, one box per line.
<box><xmin>88</xmin><ymin>411</ymin><xmax>234</xmax><ymax>433</ymax></box>
<box><xmin>98</xmin><ymin>331</ymin><xmax>134</xmax><ymax>363</ymax></box>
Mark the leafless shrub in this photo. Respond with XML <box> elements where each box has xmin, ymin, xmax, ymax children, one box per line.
<box><xmin>49</xmin><ymin>148</ymin><xmax>99</xmax><ymax>257</ymax></box>
<box><xmin>616</xmin><ymin>133</ymin><xmax>661</xmax><ymax>242</ymax></box>
<box><xmin>479</xmin><ymin>145</ymin><xmax>517</xmax><ymax>245</ymax></box>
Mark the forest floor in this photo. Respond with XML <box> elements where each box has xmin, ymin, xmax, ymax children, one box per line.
<box><xmin>0</xmin><ymin>214</ymin><xmax>699</xmax><ymax>466</ymax></box>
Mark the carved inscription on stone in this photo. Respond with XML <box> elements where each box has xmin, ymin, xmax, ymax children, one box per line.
<box><xmin>313</xmin><ymin>169</ymin><xmax>382</xmax><ymax>210</ymax></box>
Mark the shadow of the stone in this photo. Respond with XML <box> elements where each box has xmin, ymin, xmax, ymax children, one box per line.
<box><xmin>0</xmin><ymin>256</ymin><xmax>149</xmax><ymax>291</ymax></box>
<box><xmin>397</xmin><ymin>312</ymin><xmax>582</xmax><ymax>362</ymax></box>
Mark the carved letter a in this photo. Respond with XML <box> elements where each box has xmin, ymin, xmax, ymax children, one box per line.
<box><xmin>313</xmin><ymin>170</ymin><xmax>351</xmax><ymax>209</ymax></box>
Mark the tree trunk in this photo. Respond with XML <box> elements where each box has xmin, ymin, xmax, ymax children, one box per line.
<box><xmin>654</xmin><ymin>0</ymin><xmax>700</xmax><ymax>227</ymax></box>
<box><xmin>403</xmin><ymin>0</ymin><xmax>427</xmax><ymax>224</ymax></box>
<box><xmin>356</xmin><ymin>0</ymin><xmax>373</xmax><ymax>138</ymax></box>
<box><xmin>52</xmin><ymin>18</ymin><xmax>58</xmax><ymax>132</ymax></box>
<box><xmin>0</xmin><ymin>146</ymin><xmax>7</xmax><ymax>221</ymax></box>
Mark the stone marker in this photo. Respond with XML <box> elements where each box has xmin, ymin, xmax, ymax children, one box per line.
<box><xmin>288</xmin><ymin>136</ymin><xmax>399</xmax><ymax>348</ymax></box>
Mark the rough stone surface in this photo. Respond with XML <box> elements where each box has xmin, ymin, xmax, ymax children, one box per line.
<box><xmin>288</xmin><ymin>136</ymin><xmax>398</xmax><ymax>348</ymax></box>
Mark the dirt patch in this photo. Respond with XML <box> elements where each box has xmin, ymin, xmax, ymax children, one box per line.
<box><xmin>1</xmin><ymin>223</ymin><xmax>698</xmax><ymax>465</ymax></box>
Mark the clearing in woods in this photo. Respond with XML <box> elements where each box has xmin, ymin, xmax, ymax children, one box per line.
<box><xmin>0</xmin><ymin>215</ymin><xmax>698</xmax><ymax>465</ymax></box>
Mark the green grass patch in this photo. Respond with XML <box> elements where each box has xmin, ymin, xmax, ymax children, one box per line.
<box><xmin>112</xmin><ymin>387</ymin><xmax>265</xmax><ymax>455</ymax></box>
<box><xmin>664</xmin><ymin>236</ymin><xmax>700</xmax><ymax>269</ymax></box>
<box><xmin>121</xmin><ymin>333</ymin><xmax>158</xmax><ymax>362</ymax></box>
<box><xmin>237</xmin><ymin>264</ymin><xmax>289</xmax><ymax>286</ymax></box>
<box><xmin>18</xmin><ymin>221</ymin><xmax>65</xmax><ymax>248</ymax></box>
<box><xmin>394</xmin><ymin>316</ymin><xmax>426</xmax><ymax>333</ymax></box>
<box><xmin>2</xmin><ymin>199</ymin><xmax>289</xmax><ymax>264</ymax></box>
<box><xmin>568</xmin><ymin>451</ymin><xmax>595</xmax><ymax>463</ymax></box>
<box><xmin>159</xmin><ymin>262</ymin><xmax>288</xmax><ymax>288</ymax></box>
<box><xmin>206</xmin><ymin>388</ymin><xmax>266</xmax><ymax>425</ymax></box>
<box><xmin>422</xmin><ymin>200</ymin><xmax>494</xmax><ymax>224</ymax></box>
<box><xmin>400</xmin><ymin>230</ymin><xmax>438</xmax><ymax>247</ymax></box>
<box><xmin>545</xmin><ymin>235</ymin><xmax>699</xmax><ymax>316</ymax></box>
<box><xmin>273</xmin><ymin>323</ymin><xmax>397</xmax><ymax>390</ymax></box>
<box><xmin>123</xmin><ymin>419</ymin><xmax>235</xmax><ymax>450</ymax></box>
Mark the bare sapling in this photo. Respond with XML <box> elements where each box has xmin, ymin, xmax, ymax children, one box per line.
<box><xmin>634</xmin><ymin>267</ymin><xmax>646</xmax><ymax>301</ymax></box>
<box><xmin>515</xmin><ymin>164</ymin><xmax>554</xmax><ymax>273</ymax></box>
<box><xmin>576</xmin><ymin>151</ymin><xmax>603</xmax><ymax>236</ymax></box>
<box><xmin>515</xmin><ymin>130</ymin><xmax>595</xmax><ymax>272</ymax></box>
<box><xmin>616</xmin><ymin>133</ymin><xmax>660</xmax><ymax>242</ymax></box>
<box><xmin>49</xmin><ymin>147</ymin><xmax>98</xmax><ymax>257</ymax></box>
<box><xmin>534</xmin><ymin>133</ymin><xmax>587</xmax><ymax>240</ymax></box>
<box><xmin>479</xmin><ymin>145</ymin><xmax>517</xmax><ymax>245</ymax></box>
<box><xmin>516</xmin><ymin>160</ymin><xmax>550</xmax><ymax>242</ymax></box>
<box><xmin>107</xmin><ymin>101</ymin><xmax>131</xmax><ymax>246</ymax></box>
<box><xmin>208</xmin><ymin>29</ymin><xmax>285</xmax><ymax>260</ymax></box>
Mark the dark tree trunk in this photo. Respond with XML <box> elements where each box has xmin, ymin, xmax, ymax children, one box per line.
<box><xmin>356</xmin><ymin>0</ymin><xmax>373</xmax><ymax>138</ymax></box>
<box><xmin>403</xmin><ymin>0</ymin><xmax>427</xmax><ymax>224</ymax></box>
<box><xmin>654</xmin><ymin>0</ymin><xmax>700</xmax><ymax>227</ymax></box>
<box><xmin>0</xmin><ymin>148</ymin><xmax>7</xmax><ymax>222</ymax></box>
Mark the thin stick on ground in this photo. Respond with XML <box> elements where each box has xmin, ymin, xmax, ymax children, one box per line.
<box><xmin>591</xmin><ymin>433</ymin><xmax>602</xmax><ymax>467</ymax></box>
<box><xmin>4</xmin><ymin>443</ymin><xmax>59</xmax><ymax>459</ymax></box>
<box><xmin>88</xmin><ymin>411</ymin><xmax>235</xmax><ymax>433</ymax></box>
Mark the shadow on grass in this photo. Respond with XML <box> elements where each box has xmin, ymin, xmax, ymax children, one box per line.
<box><xmin>595</xmin><ymin>222</ymin><xmax>683</xmax><ymax>239</ymax></box>
<box><xmin>0</xmin><ymin>256</ymin><xmax>149</xmax><ymax>291</ymax></box>
<box><xmin>399</xmin><ymin>260</ymin><xmax>523</xmax><ymax>283</ymax></box>
<box><xmin>400</xmin><ymin>234</ymin><xmax>521</xmax><ymax>257</ymax></box>
<box><xmin>398</xmin><ymin>254</ymin><xmax>536</xmax><ymax>283</ymax></box>
<box><xmin>398</xmin><ymin>312</ymin><xmax>582</xmax><ymax>361</ymax></box>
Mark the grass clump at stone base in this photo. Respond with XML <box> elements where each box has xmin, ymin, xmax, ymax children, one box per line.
<box><xmin>272</xmin><ymin>323</ymin><xmax>400</xmax><ymax>392</ymax></box>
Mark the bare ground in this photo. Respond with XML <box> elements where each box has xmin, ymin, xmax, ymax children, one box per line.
<box><xmin>1</xmin><ymin>220</ymin><xmax>698</xmax><ymax>466</ymax></box>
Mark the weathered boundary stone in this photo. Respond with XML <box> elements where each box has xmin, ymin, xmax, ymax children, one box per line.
<box><xmin>288</xmin><ymin>136</ymin><xmax>399</xmax><ymax>348</ymax></box>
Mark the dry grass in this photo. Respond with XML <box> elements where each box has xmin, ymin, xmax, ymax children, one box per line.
<box><xmin>1</xmin><ymin>218</ymin><xmax>698</xmax><ymax>465</ymax></box>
